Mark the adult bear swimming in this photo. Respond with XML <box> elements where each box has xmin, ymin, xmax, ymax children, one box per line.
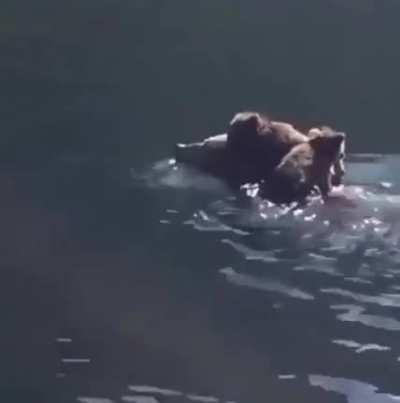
<box><xmin>174</xmin><ymin>111</ymin><xmax>346</xmax><ymax>189</ymax></box>
<box><xmin>175</xmin><ymin>111</ymin><xmax>309</xmax><ymax>188</ymax></box>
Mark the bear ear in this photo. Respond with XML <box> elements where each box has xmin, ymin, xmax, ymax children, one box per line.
<box><xmin>308</xmin><ymin>125</ymin><xmax>334</xmax><ymax>136</ymax></box>
<box><xmin>258</xmin><ymin>112</ymin><xmax>271</xmax><ymax>123</ymax></box>
<box><xmin>229</xmin><ymin>111</ymin><xmax>259</xmax><ymax>126</ymax></box>
<box><xmin>319</xmin><ymin>125</ymin><xmax>335</xmax><ymax>133</ymax></box>
<box><xmin>230</xmin><ymin>112</ymin><xmax>265</xmax><ymax>135</ymax></box>
<box><xmin>307</xmin><ymin>127</ymin><xmax>322</xmax><ymax>139</ymax></box>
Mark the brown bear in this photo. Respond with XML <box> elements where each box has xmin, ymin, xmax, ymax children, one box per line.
<box><xmin>227</xmin><ymin>111</ymin><xmax>308</xmax><ymax>151</ymax></box>
<box><xmin>175</xmin><ymin>111</ymin><xmax>309</xmax><ymax>188</ymax></box>
<box><xmin>174</xmin><ymin>111</ymin><xmax>346</xmax><ymax>190</ymax></box>
<box><xmin>307</xmin><ymin>126</ymin><xmax>346</xmax><ymax>186</ymax></box>
<box><xmin>224</xmin><ymin>111</ymin><xmax>312</xmax><ymax>187</ymax></box>
<box><xmin>258</xmin><ymin>129</ymin><xmax>346</xmax><ymax>204</ymax></box>
<box><xmin>227</xmin><ymin>113</ymin><xmax>347</xmax><ymax>188</ymax></box>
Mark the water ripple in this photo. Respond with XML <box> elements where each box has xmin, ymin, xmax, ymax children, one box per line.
<box><xmin>186</xmin><ymin>394</ymin><xmax>219</xmax><ymax>403</ymax></box>
<box><xmin>221</xmin><ymin>239</ymin><xmax>282</xmax><ymax>263</ymax></box>
<box><xmin>128</xmin><ymin>386</ymin><xmax>182</xmax><ymax>397</ymax></box>
<box><xmin>331</xmin><ymin>305</ymin><xmax>400</xmax><ymax>331</ymax></box>
<box><xmin>133</xmin><ymin>155</ymin><xmax>400</xmax><ymax>402</ymax></box>
<box><xmin>121</xmin><ymin>397</ymin><xmax>159</xmax><ymax>403</ymax></box>
<box><xmin>321</xmin><ymin>288</ymin><xmax>400</xmax><ymax>308</ymax></box>
<box><xmin>184</xmin><ymin>211</ymin><xmax>249</xmax><ymax>235</ymax></box>
<box><xmin>220</xmin><ymin>267</ymin><xmax>314</xmax><ymax>300</ymax></box>
<box><xmin>78</xmin><ymin>398</ymin><xmax>115</xmax><ymax>403</ymax></box>
<box><xmin>332</xmin><ymin>339</ymin><xmax>391</xmax><ymax>354</ymax></box>
<box><xmin>309</xmin><ymin>374</ymin><xmax>400</xmax><ymax>403</ymax></box>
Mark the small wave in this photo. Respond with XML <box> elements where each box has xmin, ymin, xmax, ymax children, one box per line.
<box><xmin>61</xmin><ymin>358</ymin><xmax>91</xmax><ymax>364</ymax></box>
<box><xmin>331</xmin><ymin>305</ymin><xmax>400</xmax><ymax>332</ymax></box>
<box><xmin>128</xmin><ymin>386</ymin><xmax>182</xmax><ymax>397</ymax></box>
<box><xmin>184</xmin><ymin>211</ymin><xmax>249</xmax><ymax>235</ymax></box>
<box><xmin>138</xmin><ymin>158</ymin><xmax>400</xmax><ymax>248</ymax></box>
<box><xmin>125</xmin><ymin>384</ymin><xmax>234</xmax><ymax>403</ymax></box>
<box><xmin>321</xmin><ymin>288</ymin><xmax>400</xmax><ymax>308</ymax></box>
<box><xmin>332</xmin><ymin>339</ymin><xmax>391</xmax><ymax>354</ymax></box>
<box><xmin>292</xmin><ymin>251</ymin><xmax>340</xmax><ymax>276</ymax></box>
<box><xmin>186</xmin><ymin>394</ymin><xmax>219</xmax><ymax>403</ymax></box>
<box><xmin>293</xmin><ymin>264</ymin><xmax>340</xmax><ymax>277</ymax></box>
<box><xmin>309</xmin><ymin>374</ymin><xmax>400</xmax><ymax>403</ymax></box>
<box><xmin>221</xmin><ymin>239</ymin><xmax>282</xmax><ymax>263</ymax></box>
<box><xmin>220</xmin><ymin>267</ymin><xmax>314</xmax><ymax>300</ymax></box>
<box><xmin>278</xmin><ymin>374</ymin><xmax>297</xmax><ymax>380</ymax></box>
<box><xmin>344</xmin><ymin>277</ymin><xmax>374</xmax><ymax>285</ymax></box>
<box><xmin>133</xmin><ymin>159</ymin><xmax>228</xmax><ymax>193</ymax></box>
<box><xmin>124</xmin><ymin>155</ymin><xmax>400</xmax><ymax>403</ymax></box>
<box><xmin>121</xmin><ymin>397</ymin><xmax>159</xmax><ymax>403</ymax></box>
<box><xmin>56</xmin><ymin>337</ymin><xmax>72</xmax><ymax>343</ymax></box>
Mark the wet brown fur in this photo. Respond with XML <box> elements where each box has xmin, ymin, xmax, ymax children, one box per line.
<box><xmin>259</xmin><ymin>130</ymin><xmax>346</xmax><ymax>203</ymax></box>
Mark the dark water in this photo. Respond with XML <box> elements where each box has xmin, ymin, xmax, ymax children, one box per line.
<box><xmin>4</xmin><ymin>153</ymin><xmax>400</xmax><ymax>403</ymax></box>
<box><xmin>2</xmin><ymin>1</ymin><xmax>400</xmax><ymax>403</ymax></box>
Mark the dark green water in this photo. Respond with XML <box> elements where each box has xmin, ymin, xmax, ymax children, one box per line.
<box><xmin>2</xmin><ymin>1</ymin><xmax>400</xmax><ymax>403</ymax></box>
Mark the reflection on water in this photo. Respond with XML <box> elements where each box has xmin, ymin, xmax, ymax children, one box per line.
<box><xmin>332</xmin><ymin>339</ymin><xmax>390</xmax><ymax>354</ymax></box>
<box><xmin>4</xmin><ymin>154</ymin><xmax>400</xmax><ymax>403</ymax></box>
<box><xmin>220</xmin><ymin>267</ymin><xmax>315</xmax><ymax>300</ymax></box>
<box><xmin>78</xmin><ymin>374</ymin><xmax>400</xmax><ymax>403</ymax></box>
<box><xmin>331</xmin><ymin>305</ymin><xmax>400</xmax><ymax>332</ymax></box>
<box><xmin>4</xmin><ymin>0</ymin><xmax>400</xmax><ymax>401</ymax></box>
<box><xmin>78</xmin><ymin>399</ymin><xmax>114</xmax><ymax>403</ymax></box>
<box><xmin>79</xmin><ymin>383</ymin><xmax>233</xmax><ymax>403</ymax></box>
<box><xmin>128</xmin><ymin>386</ymin><xmax>183</xmax><ymax>396</ymax></box>
<box><xmin>309</xmin><ymin>375</ymin><xmax>400</xmax><ymax>403</ymax></box>
<box><xmin>122</xmin><ymin>397</ymin><xmax>161</xmax><ymax>403</ymax></box>
<box><xmin>321</xmin><ymin>288</ymin><xmax>400</xmax><ymax>308</ymax></box>
<box><xmin>221</xmin><ymin>239</ymin><xmax>282</xmax><ymax>263</ymax></box>
<box><xmin>130</xmin><ymin>154</ymin><xmax>400</xmax><ymax>402</ymax></box>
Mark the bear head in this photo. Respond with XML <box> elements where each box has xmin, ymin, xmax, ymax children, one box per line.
<box><xmin>308</xmin><ymin>129</ymin><xmax>346</xmax><ymax>165</ymax></box>
<box><xmin>227</xmin><ymin>112</ymin><xmax>270</xmax><ymax>150</ymax></box>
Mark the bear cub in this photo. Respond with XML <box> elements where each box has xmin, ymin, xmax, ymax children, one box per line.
<box><xmin>307</xmin><ymin>126</ymin><xmax>346</xmax><ymax>186</ymax></box>
<box><xmin>258</xmin><ymin>128</ymin><xmax>346</xmax><ymax>204</ymax></box>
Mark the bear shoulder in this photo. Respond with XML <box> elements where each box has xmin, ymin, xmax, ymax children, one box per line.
<box><xmin>259</xmin><ymin>131</ymin><xmax>345</xmax><ymax>203</ymax></box>
<box><xmin>269</xmin><ymin>121</ymin><xmax>308</xmax><ymax>145</ymax></box>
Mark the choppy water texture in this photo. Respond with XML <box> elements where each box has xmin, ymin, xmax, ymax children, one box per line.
<box><xmin>130</xmin><ymin>154</ymin><xmax>400</xmax><ymax>402</ymax></box>
<box><xmin>4</xmin><ymin>0</ymin><xmax>400</xmax><ymax>401</ymax></box>
<box><xmin>3</xmin><ymin>155</ymin><xmax>400</xmax><ymax>403</ymax></box>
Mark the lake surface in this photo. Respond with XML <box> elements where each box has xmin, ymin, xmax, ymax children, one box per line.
<box><xmin>2</xmin><ymin>154</ymin><xmax>400</xmax><ymax>403</ymax></box>
<box><xmin>2</xmin><ymin>1</ymin><xmax>400</xmax><ymax>402</ymax></box>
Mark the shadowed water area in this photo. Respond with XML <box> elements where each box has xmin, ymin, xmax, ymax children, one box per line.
<box><xmin>2</xmin><ymin>1</ymin><xmax>400</xmax><ymax>403</ymax></box>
